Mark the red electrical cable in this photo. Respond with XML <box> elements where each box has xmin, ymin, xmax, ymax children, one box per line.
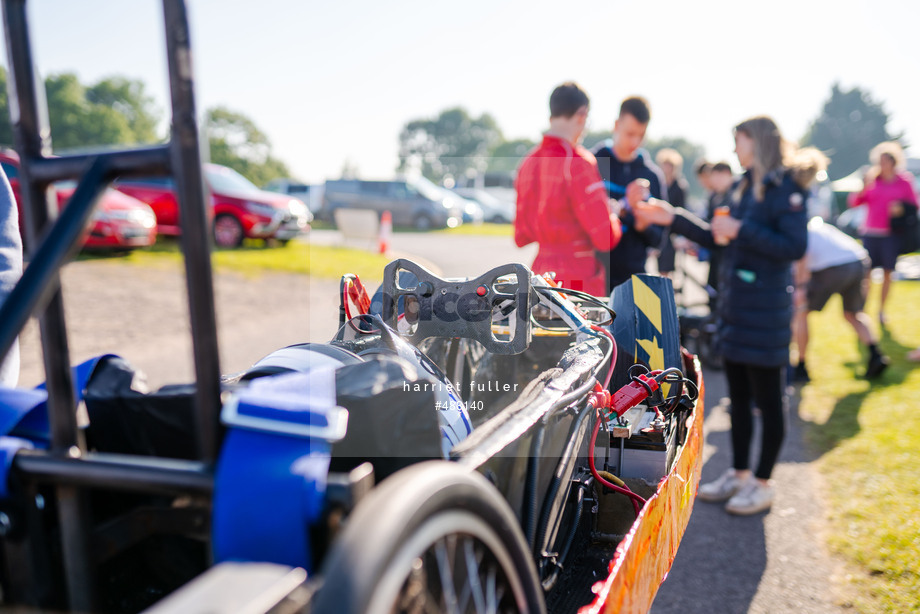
<box><xmin>342</xmin><ymin>279</ymin><xmax>354</xmax><ymax>321</ymax></box>
<box><xmin>590</xmin><ymin>324</ymin><xmax>617</xmax><ymax>391</ymax></box>
<box><xmin>587</xmin><ymin>404</ymin><xmax>646</xmax><ymax>517</ymax></box>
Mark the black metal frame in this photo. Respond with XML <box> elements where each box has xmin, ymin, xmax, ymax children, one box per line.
<box><xmin>0</xmin><ymin>0</ymin><xmax>220</xmax><ymax>610</ymax></box>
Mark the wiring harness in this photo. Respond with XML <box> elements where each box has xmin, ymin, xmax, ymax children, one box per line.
<box><xmin>586</xmin><ymin>364</ymin><xmax>699</xmax><ymax>517</ymax></box>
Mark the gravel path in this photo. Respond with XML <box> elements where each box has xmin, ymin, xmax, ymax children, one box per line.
<box><xmin>18</xmin><ymin>259</ymin><xmax>340</xmax><ymax>389</ymax></box>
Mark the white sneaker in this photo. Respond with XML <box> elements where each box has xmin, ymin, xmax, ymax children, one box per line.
<box><xmin>697</xmin><ymin>469</ymin><xmax>745</xmax><ymax>502</ymax></box>
<box><xmin>725</xmin><ymin>479</ymin><xmax>774</xmax><ymax>515</ymax></box>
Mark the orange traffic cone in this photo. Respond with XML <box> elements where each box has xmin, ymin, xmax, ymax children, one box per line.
<box><xmin>379</xmin><ymin>210</ymin><xmax>392</xmax><ymax>255</ymax></box>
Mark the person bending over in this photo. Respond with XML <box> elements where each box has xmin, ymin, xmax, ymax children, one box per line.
<box><xmin>792</xmin><ymin>216</ymin><xmax>888</xmax><ymax>382</ymax></box>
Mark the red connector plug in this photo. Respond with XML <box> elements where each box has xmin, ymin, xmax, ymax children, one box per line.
<box><xmin>609</xmin><ymin>373</ymin><xmax>660</xmax><ymax>418</ymax></box>
<box><xmin>347</xmin><ymin>276</ymin><xmax>371</xmax><ymax>315</ymax></box>
<box><xmin>587</xmin><ymin>382</ymin><xmax>611</xmax><ymax>411</ymax></box>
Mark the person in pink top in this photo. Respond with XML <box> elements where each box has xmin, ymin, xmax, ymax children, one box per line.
<box><xmin>848</xmin><ymin>141</ymin><xmax>918</xmax><ymax>325</ymax></box>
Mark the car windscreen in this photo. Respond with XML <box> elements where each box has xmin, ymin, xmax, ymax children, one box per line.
<box><xmin>115</xmin><ymin>177</ymin><xmax>177</xmax><ymax>189</ymax></box>
<box><xmin>410</xmin><ymin>176</ymin><xmax>446</xmax><ymax>202</ymax></box>
<box><xmin>205</xmin><ymin>165</ymin><xmax>264</xmax><ymax>198</ymax></box>
<box><xmin>462</xmin><ymin>189</ymin><xmax>502</xmax><ymax>206</ymax></box>
<box><xmin>1</xmin><ymin>161</ymin><xmax>18</xmax><ymax>180</ymax></box>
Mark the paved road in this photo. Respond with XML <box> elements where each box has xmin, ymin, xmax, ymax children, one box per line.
<box><xmin>650</xmin><ymin>369</ymin><xmax>845</xmax><ymax>614</ymax></box>
<box><xmin>309</xmin><ymin>230</ymin><xmax>846</xmax><ymax>614</ymax></box>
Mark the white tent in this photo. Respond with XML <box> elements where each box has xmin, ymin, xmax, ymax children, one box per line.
<box><xmin>830</xmin><ymin>158</ymin><xmax>920</xmax><ymax>193</ymax></box>
<box><xmin>830</xmin><ymin>166</ymin><xmax>870</xmax><ymax>193</ymax></box>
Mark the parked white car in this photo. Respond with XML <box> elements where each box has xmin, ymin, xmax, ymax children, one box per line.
<box><xmin>264</xmin><ymin>177</ymin><xmax>325</xmax><ymax>216</ymax></box>
<box><xmin>452</xmin><ymin>187</ymin><xmax>514</xmax><ymax>223</ymax></box>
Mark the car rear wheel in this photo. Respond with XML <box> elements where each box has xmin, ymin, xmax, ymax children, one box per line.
<box><xmin>414</xmin><ymin>214</ymin><xmax>434</xmax><ymax>231</ymax></box>
<box><xmin>213</xmin><ymin>214</ymin><xmax>244</xmax><ymax>248</ymax></box>
<box><xmin>312</xmin><ymin>461</ymin><xmax>545</xmax><ymax>614</ymax></box>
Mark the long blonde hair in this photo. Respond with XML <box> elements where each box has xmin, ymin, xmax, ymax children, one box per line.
<box><xmin>734</xmin><ymin>116</ymin><xmax>827</xmax><ymax>201</ymax></box>
<box><xmin>655</xmin><ymin>148</ymin><xmax>684</xmax><ymax>174</ymax></box>
<box><xmin>865</xmin><ymin>141</ymin><xmax>906</xmax><ymax>183</ymax></box>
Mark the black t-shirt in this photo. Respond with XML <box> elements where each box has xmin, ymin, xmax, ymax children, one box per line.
<box><xmin>668</xmin><ymin>177</ymin><xmax>688</xmax><ymax>210</ymax></box>
<box><xmin>591</xmin><ymin>143</ymin><xmax>667</xmax><ymax>292</ymax></box>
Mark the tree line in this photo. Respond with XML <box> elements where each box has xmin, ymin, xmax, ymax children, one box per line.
<box><xmin>0</xmin><ymin>68</ymin><xmax>902</xmax><ymax>192</ymax></box>
<box><xmin>397</xmin><ymin>107</ymin><xmax>707</xmax><ymax>193</ymax></box>
<box><xmin>0</xmin><ymin>67</ymin><xmax>290</xmax><ymax>187</ymax></box>
<box><xmin>398</xmin><ymin>84</ymin><xmax>904</xmax><ymax>195</ymax></box>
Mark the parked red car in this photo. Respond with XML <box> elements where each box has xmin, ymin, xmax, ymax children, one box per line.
<box><xmin>116</xmin><ymin>163</ymin><xmax>312</xmax><ymax>248</ymax></box>
<box><xmin>1</xmin><ymin>149</ymin><xmax>157</xmax><ymax>250</ymax></box>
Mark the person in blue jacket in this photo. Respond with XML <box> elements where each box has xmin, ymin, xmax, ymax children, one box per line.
<box><xmin>0</xmin><ymin>164</ymin><xmax>23</xmax><ymax>386</ymax></box>
<box><xmin>634</xmin><ymin>116</ymin><xmax>827</xmax><ymax>515</ymax></box>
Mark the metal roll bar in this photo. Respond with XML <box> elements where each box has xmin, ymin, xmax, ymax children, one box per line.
<box><xmin>0</xmin><ymin>0</ymin><xmax>221</xmax><ymax>609</ymax></box>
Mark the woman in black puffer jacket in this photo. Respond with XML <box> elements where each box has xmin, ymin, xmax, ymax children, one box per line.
<box><xmin>634</xmin><ymin>116</ymin><xmax>826</xmax><ymax>516</ymax></box>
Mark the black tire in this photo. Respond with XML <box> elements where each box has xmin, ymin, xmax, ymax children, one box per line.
<box><xmin>312</xmin><ymin>461</ymin><xmax>545</xmax><ymax>614</ymax></box>
<box><xmin>414</xmin><ymin>214</ymin><xmax>434</xmax><ymax>231</ymax></box>
<box><xmin>213</xmin><ymin>213</ymin><xmax>244</xmax><ymax>248</ymax></box>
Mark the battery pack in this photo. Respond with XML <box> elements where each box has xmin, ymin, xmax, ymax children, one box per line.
<box><xmin>595</xmin><ymin>406</ymin><xmax>668</xmax><ymax>484</ymax></box>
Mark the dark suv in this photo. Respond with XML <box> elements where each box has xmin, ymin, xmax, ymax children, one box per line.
<box><xmin>322</xmin><ymin>177</ymin><xmax>464</xmax><ymax>230</ymax></box>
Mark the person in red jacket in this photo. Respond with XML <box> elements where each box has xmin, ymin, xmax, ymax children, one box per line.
<box><xmin>514</xmin><ymin>82</ymin><xmax>622</xmax><ymax>296</ymax></box>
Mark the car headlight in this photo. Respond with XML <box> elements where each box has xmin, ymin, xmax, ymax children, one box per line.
<box><xmin>94</xmin><ymin>208</ymin><xmax>157</xmax><ymax>228</ymax></box>
<box><xmin>288</xmin><ymin>200</ymin><xmax>308</xmax><ymax>219</ymax></box>
<box><xmin>245</xmin><ymin>201</ymin><xmax>279</xmax><ymax>217</ymax></box>
<box><xmin>135</xmin><ymin>209</ymin><xmax>157</xmax><ymax>228</ymax></box>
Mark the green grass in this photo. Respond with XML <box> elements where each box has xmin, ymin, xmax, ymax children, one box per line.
<box><xmin>80</xmin><ymin>238</ymin><xmax>391</xmax><ymax>280</ymax></box>
<box><xmin>798</xmin><ymin>281</ymin><xmax>920</xmax><ymax>612</ymax></box>
<box><xmin>433</xmin><ymin>222</ymin><xmax>512</xmax><ymax>237</ymax></box>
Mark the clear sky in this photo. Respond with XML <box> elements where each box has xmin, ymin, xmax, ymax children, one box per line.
<box><xmin>2</xmin><ymin>0</ymin><xmax>919</xmax><ymax>183</ymax></box>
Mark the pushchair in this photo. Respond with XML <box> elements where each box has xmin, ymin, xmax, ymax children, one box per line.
<box><xmin>670</xmin><ymin>241</ymin><xmax>723</xmax><ymax>370</ymax></box>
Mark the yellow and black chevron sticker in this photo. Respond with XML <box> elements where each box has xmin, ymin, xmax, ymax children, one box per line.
<box><xmin>608</xmin><ymin>273</ymin><xmax>681</xmax><ymax>392</ymax></box>
<box><xmin>631</xmin><ymin>275</ymin><xmax>682</xmax><ymax>397</ymax></box>
<box><xmin>632</xmin><ymin>276</ymin><xmax>664</xmax><ymax>370</ymax></box>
